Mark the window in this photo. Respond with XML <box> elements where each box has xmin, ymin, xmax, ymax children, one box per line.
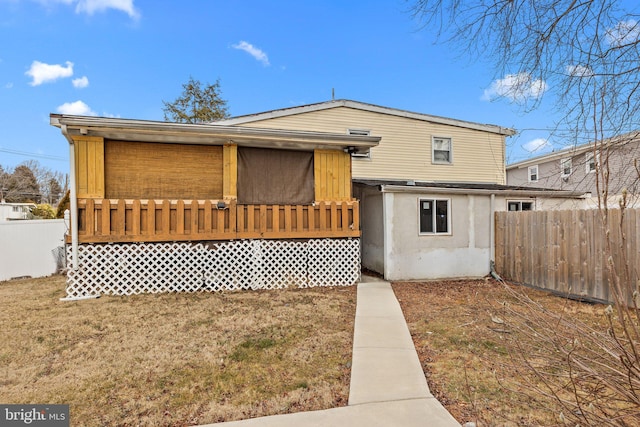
<box><xmin>585</xmin><ymin>152</ymin><xmax>596</xmax><ymax>173</ymax></box>
<box><xmin>561</xmin><ymin>158</ymin><xmax>572</xmax><ymax>177</ymax></box>
<box><xmin>507</xmin><ymin>201</ymin><xmax>534</xmax><ymax>211</ymax></box>
<box><xmin>348</xmin><ymin>129</ymin><xmax>371</xmax><ymax>159</ymax></box>
<box><xmin>432</xmin><ymin>137</ymin><xmax>452</xmax><ymax>164</ymax></box>
<box><xmin>419</xmin><ymin>198</ymin><xmax>450</xmax><ymax>234</ymax></box>
<box><xmin>528</xmin><ymin>165</ymin><xmax>539</xmax><ymax>182</ymax></box>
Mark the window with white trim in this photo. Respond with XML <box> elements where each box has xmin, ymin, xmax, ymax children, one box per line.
<box><xmin>419</xmin><ymin>198</ymin><xmax>450</xmax><ymax>234</ymax></box>
<box><xmin>348</xmin><ymin>129</ymin><xmax>371</xmax><ymax>159</ymax></box>
<box><xmin>561</xmin><ymin>158</ymin><xmax>572</xmax><ymax>177</ymax></box>
<box><xmin>585</xmin><ymin>151</ymin><xmax>596</xmax><ymax>173</ymax></box>
<box><xmin>507</xmin><ymin>201</ymin><xmax>534</xmax><ymax>211</ymax></box>
<box><xmin>528</xmin><ymin>165</ymin><xmax>539</xmax><ymax>182</ymax></box>
<box><xmin>432</xmin><ymin>137</ymin><xmax>452</xmax><ymax>164</ymax></box>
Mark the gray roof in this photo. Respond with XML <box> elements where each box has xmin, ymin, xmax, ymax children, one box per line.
<box><xmin>354</xmin><ymin>179</ymin><xmax>584</xmax><ymax>198</ymax></box>
<box><xmin>214</xmin><ymin>99</ymin><xmax>517</xmax><ymax>136</ymax></box>
<box><xmin>507</xmin><ymin>130</ymin><xmax>640</xmax><ymax>169</ymax></box>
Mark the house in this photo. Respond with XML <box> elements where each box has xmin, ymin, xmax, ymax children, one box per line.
<box><xmin>214</xmin><ymin>99</ymin><xmax>584</xmax><ymax>280</ymax></box>
<box><xmin>50</xmin><ymin>114</ymin><xmax>380</xmax><ymax>299</ymax></box>
<box><xmin>507</xmin><ymin>131</ymin><xmax>640</xmax><ymax>209</ymax></box>
<box><xmin>0</xmin><ymin>201</ymin><xmax>35</xmax><ymax>222</ymax></box>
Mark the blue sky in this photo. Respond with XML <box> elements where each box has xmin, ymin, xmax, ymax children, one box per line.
<box><xmin>1</xmin><ymin>0</ymin><xmax>567</xmax><ymax>174</ymax></box>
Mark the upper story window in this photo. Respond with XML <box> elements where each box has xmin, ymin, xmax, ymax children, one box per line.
<box><xmin>528</xmin><ymin>165</ymin><xmax>539</xmax><ymax>182</ymax></box>
<box><xmin>432</xmin><ymin>137</ymin><xmax>452</xmax><ymax>164</ymax></box>
<box><xmin>348</xmin><ymin>129</ymin><xmax>371</xmax><ymax>159</ymax></box>
<box><xmin>419</xmin><ymin>198</ymin><xmax>450</xmax><ymax>234</ymax></box>
<box><xmin>561</xmin><ymin>158</ymin><xmax>572</xmax><ymax>177</ymax></box>
<box><xmin>585</xmin><ymin>151</ymin><xmax>596</xmax><ymax>173</ymax></box>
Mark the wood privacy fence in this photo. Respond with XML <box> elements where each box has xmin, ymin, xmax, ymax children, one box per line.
<box><xmin>495</xmin><ymin>209</ymin><xmax>640</xmax><ymax>303</ymax></box>
<box><xmin>73</xmin><ymin>198</ymin><xmax>360</xmax><ymax>243</ymax></box>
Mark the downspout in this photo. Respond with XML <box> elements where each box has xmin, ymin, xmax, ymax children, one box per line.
<box><xmin>489</xmin><ymin>193</ymin><xmax>502</xmax><ymax>281</ymax></box>
<box><xmin>382</xmin><ymin>188</ymin><xmax>390</xmax><ymax>280</ymax></box>
<box><xmin>61</xmin><ymin>125</ymin><xmax>79</xmax><ymax>270</ymax></box>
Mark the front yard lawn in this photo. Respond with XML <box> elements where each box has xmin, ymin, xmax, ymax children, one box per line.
<box><xmin>1</xmin><ymin>275</ymin><xmax>356</xmax><ymax>426</ymax></box>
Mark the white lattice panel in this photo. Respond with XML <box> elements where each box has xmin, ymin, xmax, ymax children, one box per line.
<box><xmin>65</xmin><ymin>238</ymin><xmax>359</xmax><ymax>298</ymax></box>
<box><xmin>307</xmin><ymin>239</ymin><xmax>360</xmax><ymax>287</ymax></box>
<box><xmin>253</xmin><ymin>240</ymin><xmax>308</xmax><ymax>290</ymax></box>
<box><xmin>202</xmin><ymin>240</ymin><xmax>254</xmax><ymax>292</ymax></box>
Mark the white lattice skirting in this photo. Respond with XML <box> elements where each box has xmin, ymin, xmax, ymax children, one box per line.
<box><xmin>65</xmin><ymin>239</ymin><xmax>360</xmax><ymax>298</ymax></box>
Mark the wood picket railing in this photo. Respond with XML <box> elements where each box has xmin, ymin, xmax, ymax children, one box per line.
<box><xmin>70</xmin><ymin>198</ymin><xmax>360</xmax><ymax>243</ymax></box>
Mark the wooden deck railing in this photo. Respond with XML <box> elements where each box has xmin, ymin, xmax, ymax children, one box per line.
<box><xmin>71</xmin><ymin>199</ymin><xmax>360</xmax><ymax>243</ymax></box>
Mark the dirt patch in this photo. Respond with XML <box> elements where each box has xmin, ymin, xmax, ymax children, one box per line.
<box><xmin>1</xmin><ymin>275</ymin><xmax>356</xmax><ymax>426</ymax></box>
<box><xmin>393</xmin><ymin>278</ymin><xmax>609</xmax><ymax>426</ymax></box>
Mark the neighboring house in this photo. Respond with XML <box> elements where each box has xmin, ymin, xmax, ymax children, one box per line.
<box><xmin>50</xmin><ymin>114</ymin><xmax>379</xmax><ymax>299</ymax></box>
<box><xmin>214</xmin><ymin>99</ymin><xmax>583</xmax><ymax>280</ymax></box>
<box><xmin>0</xmin><ymin>201</ymin><xmax>35</xmax><ymax>222</ymax></box>
<box><xmin>507</xmin><ymin>131</ymin><xmax>640</xmax><ymax>208</ymax></box>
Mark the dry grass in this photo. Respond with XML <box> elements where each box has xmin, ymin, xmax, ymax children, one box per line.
<box><xmin>0</xmin><ymin>275</ymin><xmax>356</xmax><ymax>426</ymax></box>
<box><xmin>393</xmin><ymin>278</ymin><xmax>613</xmax><ymax>426</ymax></box>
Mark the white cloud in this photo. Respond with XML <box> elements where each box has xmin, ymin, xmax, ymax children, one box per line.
<box><xmin>75</xmin><ymin>0</ymin><xmax>139</xmax><ymax>19</ymax></box>
<box><xmin>232</xmin><ymin>41</ymin><xmax>270</xmax><ymax>66</ymax></box>
<box><xmin>482</xmin><ymin>72</ymin><xmax>547</xmax><ymax>102</ymax></box>
<box><xmin>565</xmin><ymin>64</ymin><xmax>593</xmax><ymax>77</ymax></box>
<box><xmin>26</xmin><ymin>60</ymin><xmax>74</xmax><ymax>86</ymax></box>
<box><xmin>56</xmin><ymin>100</ymin><xmax>96</xmax><ymax>116</ymax></box>
<box><xmin>522</xmin><ymin>138</ymin><xmax>553</xmax><ymax>153</ymax></box>
<box><xmin>5</xmin><ymin>82</ymin><xmax>13</xmax><ymax>89</ymax></box>
<box><xmin>605</xmin><ymin>19</ymin><xmax>640</xmax><ymax>47</ymax></box>
<box><xmin>35</xmin><ymin>0</ymin><xmax>75</xmax><ymax>5</ymax></box>
<box><xmin>72</xmin><ymin>76</ymin><xmax>89</xmax><ymax>88</ymax></box>
<box><xmin>33</xmin><ymin>0</ymin><xmax>139</xmax><ymax>19</ymax></box>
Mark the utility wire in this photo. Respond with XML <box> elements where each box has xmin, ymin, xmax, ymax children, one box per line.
<box><xmin>0</xmin><ymin>147</ymin><xmax>66</xmax><ymax>161</ymax></box>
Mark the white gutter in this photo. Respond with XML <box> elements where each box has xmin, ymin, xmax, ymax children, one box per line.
<box><xmin>61</xmin><ymin>125</ymin><xmax>79</xmax><ymax>271</ymax></box>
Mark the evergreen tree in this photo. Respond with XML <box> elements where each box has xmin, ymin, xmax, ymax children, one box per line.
<box><xmin>162</xmin><ymin>76</ymin><xmax>229</xmax><ymax>123</ymax></box>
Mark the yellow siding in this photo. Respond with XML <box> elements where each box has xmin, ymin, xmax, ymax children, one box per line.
<box><xmin>223</xmin><ymin>144</ymin><xmax>238</xmax><ymax>199</ymax></box>
<box><xmin>314</xmin><ymin>149</ymin><xmax>352</xmax><ymax>201</ymax></box>
<box><xmin>238</xmin><ymin>107</ymin><xmax>506</xmax><ymax>184</ymax></box>
<box><xmin>73</xmin><ymin>136</ymin><xmax>104</xmax><ymax>198</ymax></box>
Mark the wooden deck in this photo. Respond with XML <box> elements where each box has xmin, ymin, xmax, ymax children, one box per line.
<box><xmin>71</xmin><ymin>198</ymin><xmax>360</xmax><ymax>243</ymax></box>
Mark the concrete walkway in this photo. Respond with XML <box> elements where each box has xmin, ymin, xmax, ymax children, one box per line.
<box><xmin>198</xmin><ymin>276</ymin><xmax>460</xmax><ymax>427</ymax></box>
